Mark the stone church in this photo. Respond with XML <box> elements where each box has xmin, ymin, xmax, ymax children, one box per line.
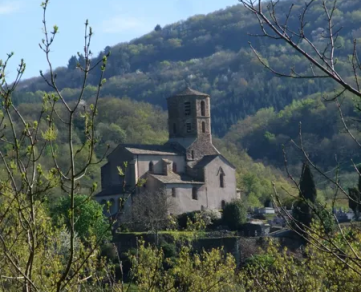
<box><xmin>95</xmin><ymin>87</ymin><xmax>238</xmax><ymax>215</ymax></box>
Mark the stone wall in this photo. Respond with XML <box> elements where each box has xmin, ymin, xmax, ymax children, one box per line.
<box><xmin>186</xmin><ymin>135</ymin><xmax>218</xmax><ymax>161</ymax></box>
<box><xmin>203</xmin><ymin>156</ymin><xmax>237</xmax><ymax>209</ymax></box>
<box><xmin>137</xmin><ymin>154</ymin><xmax>185</xmax><ymax>177</ymax></box>
<box><xmin>165</xmin><ymin>184</ymin><xmax>207</xmax><ymax>214</ymax></box>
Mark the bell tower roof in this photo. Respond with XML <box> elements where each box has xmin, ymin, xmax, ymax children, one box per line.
<box><xmin>168</xmin><ymin>87</ymin><xmax>209</xmax><ymax>98</ymax></box>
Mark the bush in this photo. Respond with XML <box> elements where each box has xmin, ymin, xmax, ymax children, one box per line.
<box><xmin>160</xmin><ymin>242</ymin><xmax>177</xmax><ymax>259</ymax></box>
<box><xmin>51</xmin><ymin>194</ymin><xmax>112</xmax><ymax>242</ymax></box>
<box><xmin>244</xmin><ymin>254</ymin><xmax>275</xmax><ymax>268</ymax></box>
<box><xmin>177</xmin><ymin>210</ymin><xmax>221</xmax><ymax>231</ymax></box>
<box><xmin>222</xmin><ymin>200</ymin><xmax>247</xmax><ymax>230</ymax></box>
<box><xmin>314</xmin><ymin>203</ymin><xmax>335</xmax><ymax>234</ymax></box>
<box><xmin>177</xmin><ymin>211</ymin><xmax>202</xmax><ymax>230</ymax></box>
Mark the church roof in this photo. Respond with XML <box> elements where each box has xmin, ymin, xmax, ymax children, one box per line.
<box><xmin>193</xmin><ymin>155</ymin><xmax>236</xmax><ymax>169</ymax></box>
<box><xmin>150</xmin><ymin>172</ymin><xmax>204</xmax><ymax>185</ymax></box>
<box><xmin>111</xmin><ymin>144</ymin><xmax>182</xmax><ymax>156</ymax></box>
<box><xmin>170</xmin><ymin>87</ymin><xmax>209</xmax><ymax>98</ymax></box>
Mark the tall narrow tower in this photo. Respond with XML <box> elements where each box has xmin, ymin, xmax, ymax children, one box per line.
<box><xmin>167</xmin><ymin>87</ymin><xmax>218</xmax><ymax>161</ymax></box>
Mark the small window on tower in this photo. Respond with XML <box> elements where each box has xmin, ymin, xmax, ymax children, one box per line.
<box><xmin>172</xmin><ymin>188</ymin><xmax>177</xmax><ymax>197</ymax></box>
<box><xmin>149</xmin><ymin>161</ymin><xmax>154</xmax><ymax>172</ymax></box>
<box><xmin>201</xmin><ymin>101</ymin><xmax>206</xmax><ymax>116</ymax></box>
<box><xmin>186</xmin><ymin>123</ymin><xmax>192</xmax><ymax>133</ymax></box>
<box><xmin>202</xmin><ymin>121</ymin><xmax>206</xmax><ymax>133</ymax></box>
<box><xmin>191</xmin><ymin>150</ymin><xmax>195</xmax><ymax>159</ymax></box>
<box><xmin>172</xmin><ymin>162</ymin><xmax>177</xmax><ymax>173</ymax></box>
<box><xmin>192</xmin><ymin>187</ymin><xmax>198</xmax><ymax>200</ymax></box>
<box><xmin>184</xmin><ymin>102</ymin><xmax>191</xmax><ymax>116</ymax></box>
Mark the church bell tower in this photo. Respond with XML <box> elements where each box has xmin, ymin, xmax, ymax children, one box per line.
<box><xmin>167</xmin><ymin>87</ymin><xmax>218</xmax><ymax>161</ymax></box>
<box><xmin>167</xmin><ymin>87</ymin><xmax>211</xmax><ymax>140</ymax></box>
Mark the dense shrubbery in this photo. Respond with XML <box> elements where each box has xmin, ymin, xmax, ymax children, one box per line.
<box><xmin>222</xmin><ymin>200</ymin><xmax>248</xmax><ymax>230</ymax></box>
<box><xmin>51</xmin><ymin>194</ymin><xmax>112</xmax><ymax>242</ymax></box>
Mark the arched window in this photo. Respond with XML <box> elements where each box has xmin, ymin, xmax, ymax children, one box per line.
<box><xmin>149</xmin><ymin>161</ymin><xmax>154</xmax><ymax>172</ymax></box>
<box><xmin>172</xmin><ymin>188</ymin><xmax>177</xmax><ymax>197</ymax></box>
<box><xmin>173</xmin><ymin>123</ymin><xmax>177</xmax><ymax>134</ymax></box>
<box><xmin>172</xmin><ymin>162</ymin><xmax>177</xmax><ymax>173</ymax></box>
<box><xmin>202</xmin><ymin>121</ymin><xmax>206</xmax><ymax>133</ymax></box>
<box><xmin>201</xmin><ymin>101</ymin><xmax>206</xmax><ymax>116</ymax></box>
<box><xmin>220</xmin><ymin>173</ymin><xmax>225</xmax><ymax>188</ymax></box>
<box><xmin>191</xmin><ymin>150</ymin><xmax>195</xmax><ymax>160</ymax></box>
<box><xmin>192</xmin><ymin>187</ymin><xmax>198</xmax><ymax>200</ymax></box>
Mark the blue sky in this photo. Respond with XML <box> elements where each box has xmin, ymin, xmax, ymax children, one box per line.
<box><xmin>0</xmin><ymin>0</ymin><xmax>238</xmax><ymax>81</ymax></box>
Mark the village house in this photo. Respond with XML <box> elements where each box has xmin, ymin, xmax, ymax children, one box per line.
<box><xmin>95</xmin><ymin>87</ymin><xmax>239</xmax><ymax>215</ymax></box>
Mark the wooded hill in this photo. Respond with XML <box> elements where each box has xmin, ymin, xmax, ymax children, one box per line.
<box><xmin>17</xmin><ymin>0</ymin><xmax>361</xmax><ymax>135</ymax></box>
<box><xmin>11</xmin><ymin>0</ymin><xmax>361</xmax><ymax>206</ymax></box>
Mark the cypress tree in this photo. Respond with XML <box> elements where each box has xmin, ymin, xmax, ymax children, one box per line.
<box><xmin>299</xmin><ymin>162</ymin><xmax>317</xmax><ymax>203</ymax></box>
<box><xmin>348</xmin><ymin>167</ymin><xmax>361</xmax><ymax>220</ymax></box>
<box><xmin>348</xmin><ymin>188</ymin><xmax>360</xmax><ymax>220</ymax></box>
<box><xmin>293</xmin><ymin>162</ymin><xmax>317</xmax><ymax>229</ymax></box>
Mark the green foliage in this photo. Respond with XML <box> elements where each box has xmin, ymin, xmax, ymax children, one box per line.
<box><xmin>314</xmin><ymin>203</ymin><xmax>335</xmax><ymax>234</ymax></box>
<box><xmin>292</xmin><ymin>164</ymin><xmax>335</xmax><ymax>233</ymax></box>
<box><xmin>19</xmin><ymin>0</ymin><xmax>361</xmax><ymax>137</ymax></box>
<box><xmin>240</xmin><ymin>230</ymin><xmax>361</xmax><ymax>291</ymax></box>
<box><xmin>348</xmin><ymin>167</ymin><xmax>361</xmax><ymax>220</ymax></box>
<box><xmin>293</xmin><ymin>163</ymin><xmax>317</xmax><ymax>230</ymax></box>
<box><xmin>51</xmin><ymin>194</ymin><xmax>111</xmax><ymax>242</ymax></box>
<box><xmin>222</xmin><ymin>199</ymin><xmax>247</xmax><ymax>230</ymax></box>
<box><xmin>300</xmin><ymin>163</ymin><xmax>317</xmax><ymax>203</ymax></box>
<box><xmin>177</xmin><ymin>211</ymin><xmax>201</xmax><ymax>230</ymax></box>
<box><xmin>349</xmin><ymin>187</ymin><xmax>361</xmax><ymax>220</ymax></box>
<box><xmin>128</xmin><ymin>240</ymin><xmax>236</xmax><ymax>291</ymax></box>
<box><xmin>244</xmin><ymin>253</ymin><xmax>275</xmax><ymax>268</ymax></box>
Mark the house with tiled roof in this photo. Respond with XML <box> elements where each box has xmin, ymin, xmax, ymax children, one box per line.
<box><xmin>95</xmin><ymin>87</ymin><xmax>238</xmax><ymax>215</ymax></box>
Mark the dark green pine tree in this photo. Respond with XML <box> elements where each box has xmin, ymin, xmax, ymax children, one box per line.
<box><xmin>348</xmin><ymin>188</ymin><xmax>360</xmax><ymax>220</ymax></box>
<box><xmin>293</xmin><ymin>163</ymin><xmax>317</xmax><ymax>229</ymax></box>
<box><xmin>299</xmin><ymin>163</ymin><xmax>317</xmax><ymax>203</ymax></box>
<box><xmin>358</xmin><ymin>166</ymin><xmax>361</xmax><ymax>195</ymax></box>
<box><xmin>349</xmin><ymin>167</ymin><xmax>361</xmax><ymax>220</ymax></box>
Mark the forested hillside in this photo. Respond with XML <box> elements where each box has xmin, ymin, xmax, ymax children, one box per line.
<box><xmin>17</xmin><ymin>0</ymin><xmax>361</xmax><ymax>135</ymax></box>
<box><xmin>225</xmin><ymin>93</ymin><xmax>361</xmax><ymax>170</ymax></box>
<box><xmin>11</xmin><ymin>0</ymin><xmax>361</xmax><ymax>206</ymax></box>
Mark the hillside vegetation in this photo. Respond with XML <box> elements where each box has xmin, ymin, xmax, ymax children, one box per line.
<box><xmin>12</xmin><ymin>0</ymin><xmax>361</xmax><ymax>206</ymax></box>
<box><xmin>18</xmin><ymin>0</ymin><xmax>361</xmax><ymax>135</ymax></box>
